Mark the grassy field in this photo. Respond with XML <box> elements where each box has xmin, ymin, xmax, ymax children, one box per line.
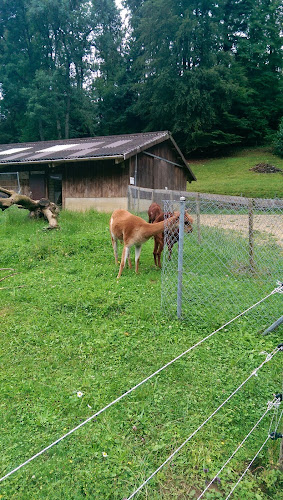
<box><xmin>188</xmin><ymin>147</ymin><xmax>283</xmax><ymax>198</ymax></box>
<box><xmin>0</xmin><ymin>204</ymin><xmax>282</xmax><ymax>499</ymax></box>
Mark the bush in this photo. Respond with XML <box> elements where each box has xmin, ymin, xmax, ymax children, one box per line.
<box><xmin>273</xmin><ymin>117</ymin><xmax>283</xmax><ymax>157</ymax></box>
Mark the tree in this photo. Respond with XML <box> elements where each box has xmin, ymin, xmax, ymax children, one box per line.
<box><xmin>0</xmin><ymin>0</ymin><xmax>282</xmax><ymax>154</ymax></box>
<box><xmin>122</xmin><ymin>0</ymin><xmax>283</xmax><ymax>154</ymax></box>
<box><xmin>90</xmin><ymin>0</ymin><xmax>138</xmax><ymax>135</ymax></box>
<box><xmin>274</xmin><ymin>117</ymin><xmax>283</xmax><ymax>157</ymax></box>
<box><xmin>0</xmin><ymin>0</ymin><xmax>95</xmax><ymax>142</ymax></box>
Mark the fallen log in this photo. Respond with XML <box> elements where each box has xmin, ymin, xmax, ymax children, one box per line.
<box><xmin>0</xmin><ymin>187</ymin><xmax>60</xmax><ymax>229</ymax></box>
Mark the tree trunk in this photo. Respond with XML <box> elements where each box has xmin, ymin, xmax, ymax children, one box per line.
<box><xmin>0</xmin><ymin>187</ymin><xmax>60</xmax><ymax>230</ymax></box>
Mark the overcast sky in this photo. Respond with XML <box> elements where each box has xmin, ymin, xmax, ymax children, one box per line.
<box><xmin>115</xmin><ymin>0</ymin><xmax>129</xmax><ymax>26</ymax></box>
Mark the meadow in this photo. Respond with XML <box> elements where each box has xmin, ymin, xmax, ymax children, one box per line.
<box><xmin>188</xmin><ymin>147</ymin><xmax>283</xmax><ymax>198</ymax></box>
<box><xmin>0</xmin><ymin>157</ymin><xmax>282</xmax><ymax>498</ymax></box>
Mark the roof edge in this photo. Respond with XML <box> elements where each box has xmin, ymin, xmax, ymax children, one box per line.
<box><xmin>123</xmin><ymin>131</ymin><xmax>170</xmax><ymax>160</ymax></box>
<box><xmin>0</xmin><ymin>155</ymin><xmax>125</xmax><ymax>168</ymax></box>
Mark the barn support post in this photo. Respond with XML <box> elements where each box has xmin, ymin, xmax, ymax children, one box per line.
<box><xmin>196</xmin><ymin>193</ymin><xmax>201</xmax><ymax>244</ymax></box>
<box><xmin>248</xmin><ymin>198</ymin><xmax>255</xmax><ymax>273</ymax></box>
<box><xmin>128</xmin><ymin>185</ymin><xmax>133</xmax><ymax>210</ymax></box>
<box><xmin>177</xmin><ymin>197</ymin><xmax>186</xmax><ymax>319</ymax></box>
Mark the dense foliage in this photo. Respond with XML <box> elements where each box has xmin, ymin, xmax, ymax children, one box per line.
<box><xmin>0</xmin><ymin>0</ymin><xmax>282</xmax><ymax>154</ymax></box>
<box><xmin>274</xmin><ymin>117</ymin><xmax>283</xmax><ymax>157</ymax></box>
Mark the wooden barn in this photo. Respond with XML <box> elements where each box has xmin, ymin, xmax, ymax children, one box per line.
<box><xmin>0</xmin><ymin>131</ymin><xmax>196</xmax><ymax>212</ymax></box>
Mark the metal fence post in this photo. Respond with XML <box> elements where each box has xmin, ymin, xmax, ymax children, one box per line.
<box><xmin>177</xmin><ymin>196</ymin><xmax>186</xmax><ymax>319</ymax></box>
<box><xmin>248</xmin><ymin>198</ymin><xmax>255</xmax><ymax>273</ymax></box>
<box><xmin>196</xmin><ymin>192</ymin><xmax>201</xmax><ymax>244</ymax></box>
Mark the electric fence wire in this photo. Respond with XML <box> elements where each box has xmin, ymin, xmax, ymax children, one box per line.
<box><xmin>126</xmin><ymin>346</ymin><xmax>282</xmax><ymax>499</ymax></box>
<box><xmin>197</xmin><ymin>396</ymin><xmax>281</xmax><ymax>499</ymax></box>
<box><xmin>0</xmin><ymin>285</ymin><xmax>281</xmax><ymax>484</ymax></box>
<box><xmin>225</xmin><ymin>404</ymin><xmax>283</xmax><ymax>500</ymax></box>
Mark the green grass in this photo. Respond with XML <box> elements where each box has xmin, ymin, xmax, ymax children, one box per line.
<box><xmin>188</xmin><ymin>147</ymin><xmax>283</xmax><ymax>198</ymax></box>
<box><xmin>0</xmin><ymin>207</ymin><xmax>282</xmax><ymax>499</ymax></box>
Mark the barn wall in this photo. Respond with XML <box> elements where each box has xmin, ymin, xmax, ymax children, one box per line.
<box><xmin>131</xmin><ymin>141</ymin><xmax>188</xmax><ymax>191</ymax></box>
<box><xmin>62</xmin><ymin>159</ymin><xmax>129</xmax><ymax>211</ymax></box>
<box><xmin>0</xmin><ymin>165</ymin><xmax>48</xmax><ymax>197</ymax></box>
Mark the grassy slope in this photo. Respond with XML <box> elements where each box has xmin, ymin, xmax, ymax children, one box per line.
<box><xmin>187</xmin><ymin>147</ymin><xmax>283</xmax><ymax>198</ymax></box>
<box><xmin>0</xmin><ymin>206</ymin><xmax>282</xmax><ymax>499</ymax></box>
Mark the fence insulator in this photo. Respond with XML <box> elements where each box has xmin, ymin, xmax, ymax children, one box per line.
<box><xmin>270</xmin><ymin>432</ymin><xmax>283</xmax><ymax>440</ymax></box>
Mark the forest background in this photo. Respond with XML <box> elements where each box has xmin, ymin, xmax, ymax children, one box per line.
<box><xmin>0</xmin><ymin>0</ymin><xmax>282</xmax><ymax>156</ymax></box>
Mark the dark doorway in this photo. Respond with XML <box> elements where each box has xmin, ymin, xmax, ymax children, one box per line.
<box><xmin>29</xmin><ymin>172</ymin><xmax>46</xmax><ymax>199</ymax></box>
<box><xmin>49</xmin><ymin>173</ymin><xmax>62</xmax><ymax>205</ymax></box>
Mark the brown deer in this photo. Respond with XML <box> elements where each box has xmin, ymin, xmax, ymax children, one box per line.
<box><xmin>109</xmin><ymin>209</ymin><xmax>181</xmax><ymax>278</ymax></box>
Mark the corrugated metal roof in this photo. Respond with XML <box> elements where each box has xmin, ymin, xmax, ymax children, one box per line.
<box><xmin>0</xmin><ymin>131</ymin><xmax>196</xmax><ymax>180</ymax></box>
<box><xmin>0</xmin><ymin>131</ymin><xmax>170</xmax><ymax>165</ymax></box>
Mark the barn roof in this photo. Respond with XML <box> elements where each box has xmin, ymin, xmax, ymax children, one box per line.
<box><xmin>0</xmin><ymin>131</ymin><xmax>196</xmax><ymax>180</ymax></box>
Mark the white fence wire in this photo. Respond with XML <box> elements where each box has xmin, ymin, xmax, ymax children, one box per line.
<box><xmin>1</xmin><ymin>290</ymin><xmax>280</xmax><ymax>485</ymax></box>
<box><xmin>126</xmin><ymin>346</ymin><xmax>282</xmax><ymax>499</ymax></box>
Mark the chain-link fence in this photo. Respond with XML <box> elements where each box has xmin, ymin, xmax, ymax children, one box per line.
<box><xmin>161</xmin><ymin>193</ymin><xmax>283</xmax><ymax>325</ymax></box>
<box><xmin>128</xmin><ymin>185</ymin><xmax>188</xmax><ymax>212</ymax></box>
<box><xmin>0</xmin><ymin>172</ymin><xmax>20</xmax><ymax>195</ymax></box>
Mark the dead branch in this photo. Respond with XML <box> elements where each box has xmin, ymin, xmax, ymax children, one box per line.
<box><xmin>0</xmin><ymin>187</ymin><xmax>60</xmax><ymax>229</ymax></box>
<box><xmin>0</xmin><ymin>285</ymin><xmax>25</xmax><ymax>290</ymax></box>
<box><xmin>0</xmin><ymin>272</ymin><xmax>20</xmax><ymax>282</ymax></box>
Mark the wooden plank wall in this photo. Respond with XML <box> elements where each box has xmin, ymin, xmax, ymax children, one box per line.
<box><xmin>134</xmin><ymin>141</ymin><xmax>188</xmax><ymax>191</ymax></box>
<box><xmin>63</xmin><ymin>160</ymin><xmax>129</xmax><ymax>199</ymax></box>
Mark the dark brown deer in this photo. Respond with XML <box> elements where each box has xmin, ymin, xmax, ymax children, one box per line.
<box><xmin>148</xmin><ymin>203</ymin><xmax>193</xmax><ymax>268</ymax></box>
<box><xmin>148</xmin><ymin>202</ymin><xmax>163</xmax><ymax>223</ymax></box>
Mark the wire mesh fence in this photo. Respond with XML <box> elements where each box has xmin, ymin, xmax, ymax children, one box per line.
<box><xmin>0</xmin><ymin>172</ymin><xmax>20</xmax><ymax>195</ymax></box>
<box><xmin>160</xmin><ymin>193</ymin><xmax>283</xmax><ymax>324</ymax></box>
<box><xmin>128</xmin><ymin>185</ymin><xmax>187</xmax><ymax>212</ymax></box>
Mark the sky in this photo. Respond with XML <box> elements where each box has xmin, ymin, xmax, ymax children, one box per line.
<box><xmin>115</xmin><ymin>0</ymin><xmax>128</xmax><ymax>24</ymax></box>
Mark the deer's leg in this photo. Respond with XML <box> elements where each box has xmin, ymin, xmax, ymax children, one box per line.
<box><xmin>157</xmin><ymin>235</ymin><xmax>164</xmax><ymax>268</ymax></box>
<box><xmin>127</xmin><ymin>251</ymin><xmax>132</xmax><ymax>269</ymax></box>
<box><xmin>117</xmin><ymin>245</ymin><xmax>130</xmax><ymax>278</ymax></box>
<box><xmin>111</xmin><ymin>236</ymin><xmax>119</xmax><ymax>265</ymax></box>
<box><xmin>167</xmin><ymin>240</ymin><xmax>173</xmax><ymax>261</ymax></box>
<box><xmin>135</xmin><ymin>245</ymin><xmax>142</xmax><ymax>273</ymax></box>
<box><xmin>153</xmin><ymin>236</ymin><xmax>158</xmax><ymax>267</ymax></box>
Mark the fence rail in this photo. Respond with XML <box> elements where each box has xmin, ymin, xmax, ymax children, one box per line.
<box><xmin>128</xmin><ymin>185</ymin><xmax>283</xmax><ymax>212</ymax></box>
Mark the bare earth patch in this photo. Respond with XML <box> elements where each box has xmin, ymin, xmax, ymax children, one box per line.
<box><xmin>199</xmin><ymin>214</ymin><xmax>283</xmax><ymax>247</ymax></box>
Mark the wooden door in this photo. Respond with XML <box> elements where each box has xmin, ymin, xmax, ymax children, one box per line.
<box><xmin>29</xmin><ymin>172</ymin><xmax>46</xmax><ymax>199</ymax></box>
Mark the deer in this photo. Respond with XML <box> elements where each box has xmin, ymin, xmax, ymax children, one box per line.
<box><xmin>109</xmin><ymin>209</ymin><xmax>181</xmax><ymax>278</ymax></box>
<box><xmin>148</xmin><ymin>202</ymin><xmax>193</xmax><ymax>268</ymax></box>
<box><xmin>148</xmin><ymin>202</ymin><xmax>163</xmax><ymax>223</ymax></box>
